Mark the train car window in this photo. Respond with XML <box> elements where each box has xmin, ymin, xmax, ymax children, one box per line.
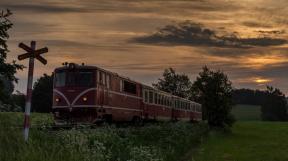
<box><xmin>123</xmin><ymin>80</ymin><xmax>137</xmax><ymax>94</ymax></box>
<box><xmin>97</xmin><ymin>71</ymin><xmax>100</xmax><ymax>82</ymax></box>
<box><xmin>144</xmin><ymin>90</ymin><xmax>148</xmax><ymax>103</ymax></box>
<box><xmin>149</xmin><ymin>91</ymin><xmax>153</xmax><ymax>103</ymax></box>
<box><xmin>55</xmin><ymin>72</ymin><xmax>66</xmax><ymax>87</ymax></box>
<box><xmin>199</xmin><ymin>106</ymin><xmax>202</xmax><ymax>112</ymax></box>
<box><xmin>99</xmin><ymin>72</ymin><xmax>103</xmax><ymax>84</ymax></box>
<box><xmin>165</xmin><ymin>97</ymin><xmax>168</xmax><ymax>106</ymax></box>
<box><xmin>101</xmin><ymin>72</ymin><xmax>106</xmax><ymax>85</ymax></box>
<box><xmin>158</xmin><ymin>93</ymin><xmax>160</xmax><ymax>104</ymax></box>
<box><xmin>120</xmin><ymin>80</ymin><xmax>123</xmax><ymax>92</ymax></box>
<box><xmin>106</xmin><ymin>74</ymin><xmax>110</xmax><ymax>89</ymax></box>
<box><xmin>154</xmin><ymin>93</ymin><xmax>158</xmax><ymax>104</ymax></box>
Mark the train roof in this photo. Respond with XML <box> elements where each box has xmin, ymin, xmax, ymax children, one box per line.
<box><xmin>54</xmin><ymin>63</ymin><xmax>200</xmax><ymax>105</ymax></box>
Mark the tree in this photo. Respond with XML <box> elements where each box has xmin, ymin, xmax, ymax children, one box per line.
<box><xmin>153</xmin><ymin>68</ymin><xmax>192</xmax><ymax>98</ymax></box>
<box><xmin>11</xmin><ymin>91</ymin><xmax>26</xmax><ymax>112</ymax></box>
<box><xmin>261</xmin><ymin>86</ymin><xmax>287</xmax><ymax>121</ymax></box>
<box><xmin>0</xmin><ymin>9</ymin><xmax>23</xmax><ymax>106</ymax></box>
<box><xmin>191</xmin><ymin>66</ymin><xmax>235</xmax><ymax>129</ymax></box>
<box><xmin>32</xmin><ymin>73</ymin><xmax>53</xmax><ymax>113</ymax></box>
<box><xmin>232</xmin><ymin>88</ymin><xmax>267</xmax><ymax>105</ymax></box>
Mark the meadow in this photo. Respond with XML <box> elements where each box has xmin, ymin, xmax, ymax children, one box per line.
<box><xmin>193</xmin><ymin>121</ymin><xmax>288</xmax><ymax>161</ymax></box>
<box><xmin>0</xmin><ymin>112</ymin><xmax>208</xmax><ymax>161</ymax></box>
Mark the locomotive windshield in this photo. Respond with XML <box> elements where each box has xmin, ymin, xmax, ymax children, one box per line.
<box><xmin>54</xmin><ymin>70</ymin><xmax>94</xmax><ymax>87</ymax></box>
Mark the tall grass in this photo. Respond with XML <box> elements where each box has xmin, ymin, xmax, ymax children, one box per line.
<box><xmin>0</xmin><ymin>113</ymin><xmax>208</xmax><ymax>161</ymax></box>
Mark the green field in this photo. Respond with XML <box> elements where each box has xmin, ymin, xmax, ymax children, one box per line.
<box><xmin>232</xmin><ymin>104</ymin><xmax>261</xmax><ymax>121</ymax></box>
<box><xmin>193</xmin><ymin>121</ymin><xmax>288</xmax><ymax>161</ymax></box>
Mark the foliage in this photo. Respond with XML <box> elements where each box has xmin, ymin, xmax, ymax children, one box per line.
<box><xmin>191</xmin><ymin>66</ymin><xmax>235</xmax><ymax>129</ymax></box>
<box><xmin>0</xmin><ymin>112</ymin><xmax>209</xmax><ymax>161</ymax></box>
<box><xmin>0</xmin><ymin>9</ymin><xmax>24</xmax><ymax>108</ymax></box>
<box><xmin>153</xmin><ymin>68</ymin><xmax>192</xmax><ymax>98</ymax></box>
<box><xmin>261</xmin><ymin>86</ymin><xmax>287</xmax><ymax>121</ymax></box>
<box><xmin>11</xmin><ymin>91</ymin><xmax>26</xmax><ymax>111</ymax></box>
<box><xmin>232</xmin><ymin>88</ymin><xmax>267</xmax><ymax>105</ymax></box>
<box><xmin>194</xmin><ymin>121</ymin><xmax>288</xmax><ymax>161</ymax></box>
<box><xmin>32</xmin><ymin>73</ymin><xmax>53</xmax><ymax>113</ymax></box>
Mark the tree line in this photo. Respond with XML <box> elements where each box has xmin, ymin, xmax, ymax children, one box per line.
<box><xmin>233</xmin><ymin>87</ymin><xmax>287</xmax><ymax>121</ymax></box>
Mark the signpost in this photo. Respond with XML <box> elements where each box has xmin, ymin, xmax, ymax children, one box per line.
<box><xmin>18</xmin><ymin>41</ymin><xmax>48</xmax><ymax>141</ymax></box>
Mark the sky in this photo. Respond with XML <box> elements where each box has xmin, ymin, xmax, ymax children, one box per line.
<box><xmin>1</xmin><ymin>0</ymin><xmax>288</xmax><ymax>94</ymax></box>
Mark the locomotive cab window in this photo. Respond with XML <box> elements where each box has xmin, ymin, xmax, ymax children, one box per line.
<box><xmin>123</xmin><ymin>80</ymin><xmax>137</xmax><ymax>94</ymax></box>
<box><xmin>54</xmin><ymin>70</ymin><xmax>93</xmax><ymax>87</ymax></box>
<box><xmin>55</xmin><ymin>72</ymin><xmax>66</xmax><ymax>87</ymax></box>
<box><xmin>78</xmin><ymin>72</ymin><xmax>93</xmax><ymax>87</ymax></box>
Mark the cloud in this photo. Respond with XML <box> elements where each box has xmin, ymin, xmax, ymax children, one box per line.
<box><xmin>242</xmin><ymin>21</ymin><xmax>273</xmax><ymax>28</ymax></box>
<box><xmin>2</xmin><ymin>3</ymin><xmax>86</xmax><ymax>13</ymax></box>
<box><xmin>132</xmin><ymin>21</ymin><xmax>287</xmax><ymax>48</ymax></box>
<box><xmin>257</xmin><ymin>30</ymin><xmax>286</xmax><ymax>35</ymax></box>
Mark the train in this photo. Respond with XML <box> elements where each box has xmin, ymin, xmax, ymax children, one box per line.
<box><xmin>52</xmin><ymin>63</ymin><xmax>202</xmax><ymax>125</ymax></box>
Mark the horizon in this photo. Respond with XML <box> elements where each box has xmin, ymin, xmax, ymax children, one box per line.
<box><xmin>1</xmin><ymin>0</ymin><xmax>288</xmax><ymax>94</ymax></box>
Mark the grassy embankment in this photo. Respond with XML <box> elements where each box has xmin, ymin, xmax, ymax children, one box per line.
<box><xmin>0</xmin><ymin>112</ymin><xmax>208</xmax><ymax>161</ymax></box>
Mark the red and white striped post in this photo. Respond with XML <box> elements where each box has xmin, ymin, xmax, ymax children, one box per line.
<box><xmin>18</xmin><ymin>40</ymin><xmax>48</xmax><ymax>142</ymax></box>
<box><xmin>23</xmin><ymin>41</ymin><xmax>35</xmax><ymax>141</ymax></box>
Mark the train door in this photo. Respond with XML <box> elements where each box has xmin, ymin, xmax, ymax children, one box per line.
<box><xmin>142</xmin><ymin>89</ymin><xmax>149</xmax><ymax>120</ymax></box>
<box><xmin>97</xmin><ymin>70</ymin><xmax>106</xmax><ymax>107</ymax></box>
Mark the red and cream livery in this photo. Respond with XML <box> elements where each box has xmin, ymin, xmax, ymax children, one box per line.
<box><xmin>52</xmin><ymin>63</ymin><xmax>202</xmax><ymax>124</ymax></box>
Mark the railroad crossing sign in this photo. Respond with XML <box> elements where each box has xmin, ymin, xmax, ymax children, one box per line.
<box><xmin>18</xmin><ymin>42</ymin><xmax>48</xmax><ymax>64</ymax></box>
<box><xmin>18</xmin><ymin>41</ymin><xmax>48</xmax><ymax>141</ymax></box>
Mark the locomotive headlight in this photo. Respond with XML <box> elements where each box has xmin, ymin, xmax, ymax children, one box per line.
<box><xmin>55</xmin><ymin>98</ymin><xmax>60</xmax><ymax>102</ymax></box>
<box><xmin>82</xmin><ymin>97</ymin><xmax>88</xmax><ymax>102</ymax></box>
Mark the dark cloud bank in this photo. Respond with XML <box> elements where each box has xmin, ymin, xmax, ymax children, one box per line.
<box><xmin>132</xmin><ymin>21</ymin><xmax>287</xmax><ymax>48</ymax></box>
